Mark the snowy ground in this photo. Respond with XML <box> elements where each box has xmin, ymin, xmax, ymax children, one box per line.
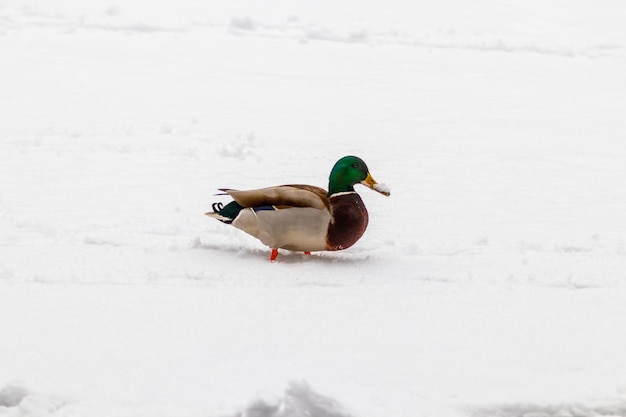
<box><xmin>2</xmin><ymin>1</ymin><xmax>626</xmax><ymax>416</ymax></box>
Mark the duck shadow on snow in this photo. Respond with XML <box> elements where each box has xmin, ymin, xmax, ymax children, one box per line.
<box><xmin>197</xmin><ymin>241</ymin><xmax>375</xmax><ymax>265</ymax></box>
<box><xmin>227</xmin><ymin>381</ymin><xmax>354</xmax><ymax>417</ymax></box>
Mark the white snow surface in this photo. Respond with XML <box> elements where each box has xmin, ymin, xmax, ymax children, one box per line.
<box><xmin>373</xmin><ymin>182</ymin><xmax>391</xmax><ymax>196</ymax></box>
<box><xmin>2</xmin><ymin>1</ymin><xmax>626</xmax><ymax>416</ymax></box>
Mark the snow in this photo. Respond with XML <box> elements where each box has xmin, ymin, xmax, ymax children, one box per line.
<box><xmin>373</xmin><ymin>183</ymin><xmax>391</xmax><ymax>196</ymax></box>
<box><xmin>2</xmin><ymin>1</ymin><xmax>626</xmax><ymax>416</ymax></box>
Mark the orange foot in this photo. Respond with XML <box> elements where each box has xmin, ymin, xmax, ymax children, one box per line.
<box><xmin>304</xmin><ymin>252</ymin><xmax>311</xmax><ymax>255</ymax></box>
<box><xmin>270</xmin><ymin>248</ymin><xmax>279</xmax><ymax>262</ymax></box>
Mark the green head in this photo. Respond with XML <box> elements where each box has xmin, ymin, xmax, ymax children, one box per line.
<box><xmin>328</xmin><ymin>156</ymin><xmax>390</xmax><ymax>197</ymax></box>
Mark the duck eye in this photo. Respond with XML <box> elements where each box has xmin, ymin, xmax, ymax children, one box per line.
<box><xmin>352</xmin><ymin>163</ymin><xmax>360</xmax><ymax>169</ymax></box>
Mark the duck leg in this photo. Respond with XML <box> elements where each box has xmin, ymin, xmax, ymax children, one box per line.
<box><xmin>270</xmin><ymin>248</ymin><xmax>279</xmax><ymax>262</ymax></box>
<box><xmin>304</xmin><ymin>252</ymin><xmax>311</xmax><ymax>255</ymax></box>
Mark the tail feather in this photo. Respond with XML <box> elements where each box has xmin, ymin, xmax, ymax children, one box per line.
<box><xmin>205</xmin><ymin>211</ymin><xmax>233</xmax><ymax>223</ymax></box>
<box><xmin>205</xmin><ymin>200</ymin><xmax>245</xmax><ymax>224</ymax></box>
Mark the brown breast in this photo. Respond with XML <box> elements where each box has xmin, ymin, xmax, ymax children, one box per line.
<box><xmin>326</xmin><ymin>192</ymin><xmax>369</xmax><ymax>251</ymax></box>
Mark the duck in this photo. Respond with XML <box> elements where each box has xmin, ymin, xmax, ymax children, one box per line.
<box><xmin>206</xmin><ymin>155</ymin><xmax>390</xmax><ymax>261</ymax></box>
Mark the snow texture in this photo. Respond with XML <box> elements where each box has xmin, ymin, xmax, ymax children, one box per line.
<box><xmin>373</xmin><ymin>183</ymin><xmax>391</xmax><ymax>196</ymax></box>
<box><xmin>230</xmin><ymin>381</ymin><xmax>353</xmax><ymax>417</ymax></box>
<box><xmin>2</xmin><ymin>1</ymin><xmax>626</xmax><ymax>416</ymax></box>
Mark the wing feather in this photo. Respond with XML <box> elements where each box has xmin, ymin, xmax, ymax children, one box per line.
<box><xmin>220</xmin><ymin>185</ymin><xmax>329</xmax><ymax>210</ymax></box>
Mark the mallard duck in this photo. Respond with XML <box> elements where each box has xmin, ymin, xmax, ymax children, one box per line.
<box><xmin>206</xmin><ymin>156</ymin><xmax>390</xmax><ymax>261</ymax></box>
